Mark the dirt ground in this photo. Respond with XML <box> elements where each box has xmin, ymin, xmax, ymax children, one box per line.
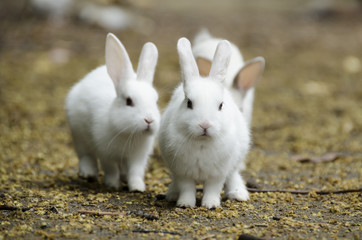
<box><xmin>0</xmin><ymin>0</ymin><xmax>361</xmax><ymax>239</ymax></box>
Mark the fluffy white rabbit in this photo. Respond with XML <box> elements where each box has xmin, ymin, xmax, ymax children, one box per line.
<box><xmin>65</xmin><ymin>33</ymin><xmax>160</xmax><ymax>192</ymax></box>
<box><xmin>192</xmin><ymin>29</ymin><xmax>265</xmax><ymax>126</ymax></box>
<box><xmin>158</xmin><ymin>38</ymin><xmax>251</xmax><ymax>208</ymax></box>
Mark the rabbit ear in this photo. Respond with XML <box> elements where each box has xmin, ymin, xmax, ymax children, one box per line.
<box><xmin>233</xmin><ymin>57</ymin><xmax>265</xmax><ymax>94</ymax></box>
<box><xmin>209</xmin><ymin>40</ymin><xmax>231</xmax><ymax>84</ymax></box>
<box><xmin>196</xmin><ymin>57</ymin><xmax>212</xmax><ymax>77</ymax></box>
<box><xmin>137</xmin><ymin>42</ymin><xmax>158</xmax><ymax>84</ymax></box>
<box><xmin>177</xmin><ymin>38</ymin><xmax>199</xmax><ymax>85</ymax></box>
<box><xmin>105</xmin><ymin>33</ymin><xmax>134</xmax><ymax>94</ymax></box>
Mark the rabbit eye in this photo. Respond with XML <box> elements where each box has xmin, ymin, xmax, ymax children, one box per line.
<box><xmin>126</xmin><ymin>97</ymin><xmax>134</xmax><ymax>107</ymax></box>
<box><xmin>187</xmin><ymin>98</ymin><xmax>193</xmax><ymax>109</ymax></box>
<box><xmin>219</xmin><ymin>102</ymin><xmax>224</xmax><ymax>111</ymax></box>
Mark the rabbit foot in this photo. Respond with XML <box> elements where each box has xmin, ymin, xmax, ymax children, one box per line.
<box><xmin>128</xmin><ymin>178</ymin><xmax>145</xmax><ymax>192</ymax></box>
<box><xmin>78</xmin><ymin>167</ymin><xmax>98</xmax><ymax>180</ymax></box>
<box><xmin>226</xmin><ymin>189</ymin><xmax>249</xmax><ymax>201</ymax></box>
<box><xmin>201</xmin><ymin>197</ymin><xmax>220</xmax><ymax>209</ymax></box>
<box><xmin>78</xmin><ymin>157</ymin><xmax>98</xmax><ymax>179</ymax></box>
<box><xmin>176</xmin><ymin>197</ymin><xmax>196</xmax><ymax>208</ymax></box>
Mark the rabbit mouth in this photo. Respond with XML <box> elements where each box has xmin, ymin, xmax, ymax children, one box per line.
<box><xmin>200</xmin><ymin>128</ymin><xmax>211</xmax><ymax>137</ymax></box>
<box><xmin>199</xmin><ymin>132</ymin><xmax>211</xmax><ymax>138</ymax></box>
<box><xmin>144</xmin><ymin>125</ymin><xmax>153</xmax><ymax>133</ymax></box>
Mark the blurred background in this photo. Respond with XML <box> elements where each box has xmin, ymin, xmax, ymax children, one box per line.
<box><xmin>0</xmin><ymin>0</ymin><xmax>361</xmax><ymax>238</ymax></box>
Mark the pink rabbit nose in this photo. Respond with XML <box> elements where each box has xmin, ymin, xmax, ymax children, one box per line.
<box><xmin>144</xmin><ymin>118</ymin><xmax>154</xmax><ymax>124</ymax></box>
<box><xmin>199</xmin><ymin>122</ymin><xmax>211</xmax><ymax>135</ymax></box>
<box><xmin>199</xmin><ymin>122</ymin><xmax>211</xmax><ymax>130</ymax></box>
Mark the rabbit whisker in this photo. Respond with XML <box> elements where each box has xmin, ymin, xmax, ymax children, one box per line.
<box><xmin>106</xmin><ymin>125</ymin><xmax>133</xmax><ymax>151</ymax></box>
<box><xmin>121</xmin><ymin>127</ymin><xmax>139</xmax><ymax>159</ymax></box>
<box><xmin>170</xmin><ymin>131</ymin><xmax>193</xmax><ymax>169</ymax></box>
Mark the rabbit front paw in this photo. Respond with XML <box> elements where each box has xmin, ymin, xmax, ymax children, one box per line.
<box><xmin>226</xmin><ymin>189</ymin><xmax>249</xmax><ymax>201</ymax></box>
<box><xmin>176</xmin><ymin>197</ymin><xmax>196</xmax><ymax>208</ymax></box>
<box><xmin>201</xmin><ymin>196</ymin><xmax>220</xmax><ymax>209</ymax></box>
<box><xmin>78</xmin><ymin>157</ymin><xmax>98</xmax><ymax>179</ymax></box>
<box><xmin>128</xmin><ymin>177</ymin><xmax>145</xmax><ymax>192</ymax></box>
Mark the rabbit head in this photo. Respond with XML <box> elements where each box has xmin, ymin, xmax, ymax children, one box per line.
<box><xmin>106</xmin><ymin>33</ymin><xmax>160</xmax><ymax>135</ymax></box>
<box><xmin>196</xmin><ymin>54</ymin><xmax>264</xmax><ymax>98</ymax></box>
<box><xmin>192</xmin><ymin>30</ymin><xmax>265</xmax><ymax>124</ymax></box>
<box><xmin>175</xmin><ymin>37</ymin><xmax>234</xmax><ymax>139</ymax></box>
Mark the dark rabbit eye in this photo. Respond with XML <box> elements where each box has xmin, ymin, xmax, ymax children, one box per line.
<box><xmin>219</xmin><ymin>102</ymin><xmax>224</xmax><ymax>111</ymax></box>
<box><xmin>126</xmin><ymin>97</ymin><xmax>134</xmax><ymax>107</ymax></box>
<box><xmin>187</xmin><ymin>98</ymin><xmax>193</xmax><ymax>109</ymax></box>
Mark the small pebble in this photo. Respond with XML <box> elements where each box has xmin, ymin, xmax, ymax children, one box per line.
<box><xmin>40</xmin><ymin>222</ymin><xmax>48</xmax><ymax>229</ymax></box>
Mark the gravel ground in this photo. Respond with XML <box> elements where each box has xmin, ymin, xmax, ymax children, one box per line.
<box><xmin>0</xmin><ymin>0</ymin><xmax>361</xmax><ymax>239</ymax></box>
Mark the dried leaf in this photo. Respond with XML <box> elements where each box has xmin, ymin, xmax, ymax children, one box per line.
<box><xmin>292</xmin><ymin>153</ymin><xmax>340</xmax><ymax>163</ymax></box>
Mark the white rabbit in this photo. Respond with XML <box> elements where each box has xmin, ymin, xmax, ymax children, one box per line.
<box><xmin>158</xmin><ymin>38</ymin><xmax>251</xmax><ymax>208</ymax></box>
<box><xmin>65</xmin><ymin>33</ymin><xmax>160</xmax><ymax>192</ymax></box>
<box><xmin>192</xmin><ymin>29</ymin><xmax>265</xmax><ymax>126</ymax></box>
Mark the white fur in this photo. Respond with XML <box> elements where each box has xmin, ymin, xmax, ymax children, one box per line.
<box><xmin>159</xmin><ymin>38</ymin><xmax>250</xmax><ymax>208</ymax></box>
<box><xmin>65</xmin><ymin>33</ymin><xmax>160</xmax><ymax>192</ymax></box>
<box><xmin>192</xmin><ymin>29</ymin><xmax>265</xmax><ymax>126</ymax></box>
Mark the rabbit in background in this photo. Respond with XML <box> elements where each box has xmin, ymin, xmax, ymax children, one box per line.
<box><xmin>65</xmin><ymin>33</ymin><xmax>160</xmax><ymax>192</ymax></box>
<box><xmin>158</xmin><ymin>38</ymin><xmax>251</xmax><ymax>208</ymax></box>
<box><xmin>193</xmin><ymin>29</ymin><xmax>265</xmax><ymax>126</ymax></box>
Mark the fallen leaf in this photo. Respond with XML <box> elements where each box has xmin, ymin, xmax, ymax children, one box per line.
<box><xmin>292</xmin><ymin>153</ymin><xmax>340</xmax><ymax>163</ymax></box>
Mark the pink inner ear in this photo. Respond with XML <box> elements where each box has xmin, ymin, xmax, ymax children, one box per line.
<box><xmin>106</xmin><ymin>34</ymin><xmax>133</xmax><ymax>93</ymax></box>
<box><xmin>235</xmin><ymin>61</ymin><xmax>263</xmax><ymax>91</ymax></box>
<box><xmin>196</xmin><ymin>57</ymin><xmax>212</xmax><ymax>77</ymax></box>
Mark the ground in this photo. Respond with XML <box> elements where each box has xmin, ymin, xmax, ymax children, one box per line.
<box><xmin>0</xmin><ymin>0</ymin><xmax>361</xmax><ymax>239</ymax></box>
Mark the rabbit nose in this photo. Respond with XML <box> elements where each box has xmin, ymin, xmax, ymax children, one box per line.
<box><xmin>144</xmin><ymin>118</ymin><xmax>154</xmax><ymax>124</ymax></box>
<box><xmin>199</xmin><ymin>122</ymin><xmax>211</xmax><ymax>130</ymax></box>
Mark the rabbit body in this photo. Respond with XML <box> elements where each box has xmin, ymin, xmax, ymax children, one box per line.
<box><xmin>193</xmin><ymin>30</ymin><xmax>265</xmax><ymax>126</ymax></box>
<box><xmin>66</xmin><ymin>33</ymin><xmax>160</xmax><ymax>192</ymax></box>
<box><xmin>159</xmin><ymin>38</ymin><xmax>250</xmax><ymax>208</ymax></box>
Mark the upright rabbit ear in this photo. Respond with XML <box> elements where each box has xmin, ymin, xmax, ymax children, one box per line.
<box><xmin>105</xmin><ymin>33</ymin><xmax>134</xmax><ymax>95</ymax></box>
<box><xmin>177</xmin><ymin>38</ymin><xmax>199</xmax><ymax>86</ymax></box>
<box><xmin>136</xmin><ymin>42</ymin><xmax>158</xmax><ymax>84</ymax></box>
<box><xmin>233</xmin><ymin>57</ymin><xmax>265</xmax><ymax>95</ymax></box>
<box><xmin>209</xmin><ymin>40</ymin><xmax>231</xmax><ymax>84</ymax></box>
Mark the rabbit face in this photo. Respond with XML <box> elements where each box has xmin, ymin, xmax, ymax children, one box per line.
<box><xmin>171</xmin><ymin>37</ymin><xmax>234</xmax><ymax>140</ymax></box>
<box><xmin>175</xmin><ymin>79</ymin><xmax>225</xmax><ymax>139</ymax></box>
<box><xmin>110</xmin><ymin>80</ymin><xmax>160</xmax><ymax>135</ymax></box>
